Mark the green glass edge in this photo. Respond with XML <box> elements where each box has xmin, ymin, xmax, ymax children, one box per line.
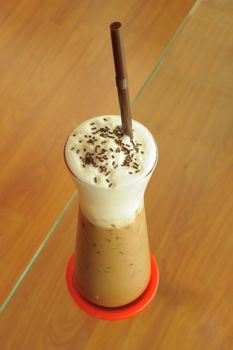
<box><xmin>0</xmin><ymin>0</ymin><xmax>201</xmax><ymax>315</ymax></box>
<box><xmin>132</xmin><ymin>0</ymin><xmax>201</xmax><ymax>107</ymax></box>
<box><xmin>0</xmin><ymin>192</ymin><xmax>77</xmax><ymax>314</ymax></box>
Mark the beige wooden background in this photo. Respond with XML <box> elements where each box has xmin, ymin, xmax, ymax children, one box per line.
<box><xmin>1</xmin><ymin>0</ymin><xmax>233</xmax><ymax>349</ymax></box>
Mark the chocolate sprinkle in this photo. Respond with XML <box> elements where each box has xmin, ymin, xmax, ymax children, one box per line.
<box><xmin>71</xmin><ymin>121</ymin><xmax>145</xmax><ymax>186</ymax></box>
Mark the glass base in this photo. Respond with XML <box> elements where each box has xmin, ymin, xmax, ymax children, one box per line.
<box><xmin>66</xmin><ymin>253</ymin><xmax>159</xmax><ymax>320</ymax></box>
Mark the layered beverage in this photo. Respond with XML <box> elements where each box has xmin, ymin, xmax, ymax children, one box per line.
<box><xmin>64</xmin><ymin>115</ymin><xmax>158</xmax><ymax>307</ymax></box>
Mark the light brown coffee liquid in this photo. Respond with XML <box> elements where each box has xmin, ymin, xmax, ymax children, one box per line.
<box><xmin>74</xmin><ymin>208</ymin><xmax>151</xmax><ymax>307</ymax></box>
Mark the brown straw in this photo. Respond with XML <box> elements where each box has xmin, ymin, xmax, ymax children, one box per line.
<box><xmin>110</xmin><ymin>22</ymin><xmax>133</xmax><ymax>140</ymax></box>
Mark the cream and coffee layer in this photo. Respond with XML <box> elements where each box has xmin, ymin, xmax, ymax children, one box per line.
<box><xmin>65</xmin><ymin>115</ymin><xmax>157</xmax><ymax>228</ymax></box>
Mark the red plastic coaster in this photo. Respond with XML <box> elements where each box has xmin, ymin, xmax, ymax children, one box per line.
<box><xmin>66</xmin><ymin>253</ymin><xmax>159</xmax><ymax>320</ymax></box>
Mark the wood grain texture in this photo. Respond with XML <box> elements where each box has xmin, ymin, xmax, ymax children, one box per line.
<box><xmin>0</xmin><ymin>0</ymin><xmax>195</xmax><ymax>303</ymax></box>
<box><xmin>1</xmin><ymin>0</ymin><xmax>233</xmax><ymax>349</ymax></box>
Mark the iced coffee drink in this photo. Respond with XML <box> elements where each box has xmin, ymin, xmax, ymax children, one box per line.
<box><xmin>65</xmin><ymin>115</ymin><xmax>158</xmax><ymax>307</ymax></box>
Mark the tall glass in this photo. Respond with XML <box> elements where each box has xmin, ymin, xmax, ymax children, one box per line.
<box><xmin>64</xmin><ymin>117</ymin><xmax>158</xmax><ymax>307</ymax></box>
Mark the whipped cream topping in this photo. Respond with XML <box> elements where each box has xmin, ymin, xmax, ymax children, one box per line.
<box><xmin>65</xmin><ymin>115</ymin><xmax>157</xmax><ymax>190</ymax></box>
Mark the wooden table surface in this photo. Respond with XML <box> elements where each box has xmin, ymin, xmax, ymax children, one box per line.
<box><xmin>1</xmin><ymin>0</ymin><xmax>233</xmax><ymax>349</ymax></box>
<box><xmin>0</xmin><ymin>0</ymin><xmax>195</xmax><ymax>304</ymax></box>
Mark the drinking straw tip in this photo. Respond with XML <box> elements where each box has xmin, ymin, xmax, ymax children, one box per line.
<box><xmin>110</xmin><ymin>22</ymin><xmax>122</xmax><ymax>30</ymax></box>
